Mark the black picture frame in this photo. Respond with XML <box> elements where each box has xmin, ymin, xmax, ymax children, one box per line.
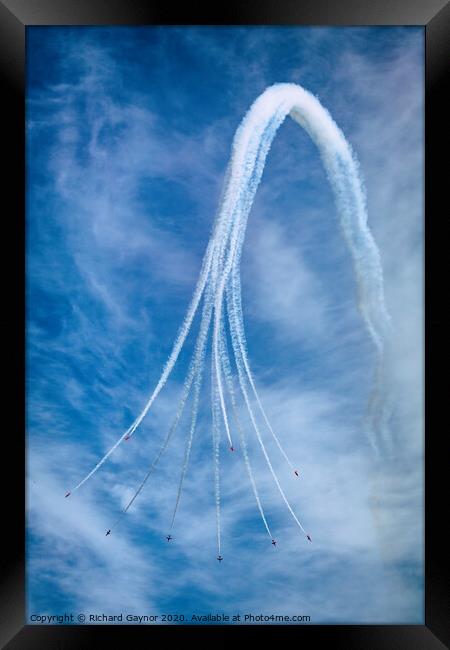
<box><xmin>1</xmin><ymin>1</ymin><xmax>448</xmax><ymax>648</ymax></box>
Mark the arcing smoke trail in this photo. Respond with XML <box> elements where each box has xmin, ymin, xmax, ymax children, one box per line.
<box><xmin>227</xmin><ymin>279</ymin><xmax>309</xmax><ymax>536</ymax></box>
<box><xmin>168</xmin><ymin>296</ymin><xmax>211</xmax><ymax>530</ymax></box>
<box><xmin>219</xmin><ymin>317</ymin><xmax>274</xmax><ymax>539</ymax></box>
<box><xmin>69</xmin><ymin>224</ymin><xmax>221</xmax><ymax>493</ymax></box>
<box><xmin>218</xmin><ymin>84</ymin><xmax>392</xmax><ymax>457</ymax></box>
<box><xmin>110</xmin><ymin>288</ymin><xmax>214</xmax><ymax>529</ymax></box>
<box><xmin>211</xmin><ymin>344</ymin><xmax>222</xmax><ymax>555</ymax></box>
<box><xmin>70</xmin><ymin>84</ymin><xmax>391</xmax><ymax>545</ymax></box>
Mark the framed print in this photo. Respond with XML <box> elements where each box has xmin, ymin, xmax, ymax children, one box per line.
<box><xmin>1</xmin><ymin>1</ymin><xmax>448</xmax><ymax>648</ymax></box>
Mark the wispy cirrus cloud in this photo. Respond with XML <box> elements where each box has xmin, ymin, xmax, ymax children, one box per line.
<box><xmin>27</xmin><ymin>26</ymin><xmax>424</xmax><ymax>624</ymax></box>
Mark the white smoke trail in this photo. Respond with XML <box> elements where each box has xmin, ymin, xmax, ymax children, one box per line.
<box><xmin>211</xmin><ymin>285</ymin><xmax>233</xmax><ymax>449</ymax></box>
<box><xmin>227</xmin><ymin>277</ymin><xmax>297</xmax><ymax>471</ymax></box>
<box><xmin>168</xmin><ymin>368</ymin><xmax>202</xmax><ymax>531</ymax></box>
<box><xmin>68</xmin><ymin>262</ymin><xmax>210</xmax><ymax>493</ymax></box>
<box><xmin>219</xmin><ymin>317</ymin><xmax>273</xmax><ymax>539</ymax></box>
<box><xmin>69</xmin><ymin>83</ymin><xmax>392</xmax><ymax>553</ymax></box>
<box><xmin>68</xmin><ymin>165</ymin><xmax>238</xmax><ymax>493</ymax></box>
<box><xmin>110</xmin><ymin>396</ymin><xmax>188</xmax><ymax>529</ymax></box>
<box><xmin>208</xmin><ymin>101</ymin><xmax>296</xmax><ymax>472</ymax></box>
<box><xmin>211</xmin><ymin>344</ymin><xmax>222</xmax><ymax>556</ymax></box>
<box><xmin>211</xmin><ymin>104</ymin><xmax>299</xmax><ymax>470</ymax></box>
<box><xmin>208</xmin><ymin>193</ymin><xmax>238</xmax><ymax>452</ymax></box>
<box><xmin>109</xmin><ymin>289</ymin><xmax>214</xmax><ymax>529</ymax></box>
<box><xmin>227</xmin><ymin>296</ymin><xmax>309</xmax><ymax>536</ymax></box>
<box><xmin>169</xmin><ymin>302</ymin><xmax>210</xmax><ymax>530</ymax></box>
<box><xmin>219</xmin><ymin>83</ymin><xmax>391</xmax><ymax>456</ymax></box>
<box><xmin>208</xmin><ymin>110</ymin><xmax>289</xmax><ymax>453</ymax></box>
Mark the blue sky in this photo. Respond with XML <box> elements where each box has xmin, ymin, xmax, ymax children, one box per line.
<box><xmin>26</xmin><ymin>26</ymin><xmax>424</xmax><ymax>624</ymax></box>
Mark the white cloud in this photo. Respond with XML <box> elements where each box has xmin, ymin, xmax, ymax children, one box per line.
<box><xmin>27</xmin><ymin>28</ymin><xmax>424</xmax><ymax>624</ymax></box>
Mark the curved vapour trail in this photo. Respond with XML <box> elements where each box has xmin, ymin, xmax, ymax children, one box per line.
<box><xmin>168</xmin><ymin>361</ymin><xmax>203</xmax><ymax>531</ymax></box>
<box><xmin>69</xmin><ymin>83</ymin><xmax>391</xmax><ymax>547</ymax></box>
<box><xmin>211</xmin><ymin>343</ymin><xmax>222</xmax><ymax>555</ymax></box>
<box><xmin>69</xmin><ymin>221</ymin><xmax>219</xmax><ymax>493</ymax></box>
<box><xmin>168</xmin><ymin>297</ymin><xmax>210</xmax><ymax>531</ymax></box>
<box><xmin>219</xmin><ymin>317</ymin><xmax>274</xmax><ymax>540</ymax></box>
<box><xmin>227</xmin><ymin>279</ymin><xmax>309</xmax><ymax>536</ymax></box>
<box><xmin>109</xmin><ymin>288</ymin><xmax>214</xmax><ymax>530</ymax></box>
<box><xmin>218</xmin><ymin>84</ymin><xmax>392</xmax><ymax>458</ymax></box>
